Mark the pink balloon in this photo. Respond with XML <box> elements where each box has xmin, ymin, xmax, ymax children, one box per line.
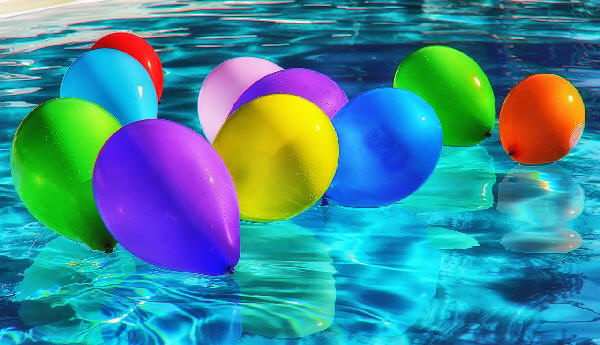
<box><xmin>197</xmin><ymin>57</ymin><xmax>282</xmax><ymax>142</ymax></box>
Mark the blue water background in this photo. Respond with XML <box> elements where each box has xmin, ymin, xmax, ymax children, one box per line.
<box><xmin>1</xmin><ymin>1</ymin><xmax>600</xmax><ymax>344</ymax></box>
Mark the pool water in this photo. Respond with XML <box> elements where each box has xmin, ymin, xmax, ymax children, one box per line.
<box><xmin>1</xmin><ymin>1</ymin><xmax>600</xmax><ymax>344</ymax></box>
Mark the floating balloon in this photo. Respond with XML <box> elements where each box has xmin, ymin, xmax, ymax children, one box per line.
<box><xmin>401</xmin><ymin>146</ymin><xmax>495</xmax><ymax>212</ymax></box>
<box><xmin>91</xmin><ymin>32</ymin><xmax>164</xmax><ymax>102</ymax></box>
<box><xmin>231</xmin><ymin>68</ymin><xmax>348</xmax><ymax>119</ymax></box>
<box><xmin>501</xmin><ymin>227</ymin><xmax>582</xmax><ymax>254</ymax></box>
<box><xmin>497</xmin><ymin>164</ymin><xmax>584</xmax><ymax>226</ymax></box>
<box><xmin>198</xmin><ymin>57</ymin><xmax>282</xmax><ymax>142</ymax></box>
<box><xmin>234</xmin><ymin>222</ymin><xmax>335</xmax><ymax>338</ymax></box>
<box><xmin>92</xmin><ymin>119</ymin><xmax>240</xmax><ymax>275</ymax></box>
<box><xmin>60</xmin><ymin>48</ymin><xmax>158</xmax><ymax>125</ymax></box>
<box><xmin>11</xmin><ymin>98</ymin><xmax>120</xmax><ymax>252</ymax></box>
<box><xmin>393</xmin><ymin>45</ymin><xmax>495</xmax><ymax>146</ymax></box>
<box><xmin>499</xmin><ymin>74</ymin><xmax>585</xmax><ymax>165</ymax></box>
<box><xmin>213</xmin><ymin>94</ymin><xmax>338</xmax><ymax>222</ymax></box>
<box><xmin>327</xmin><ymin>88</ymin><xmax>442</xmax><ymax>207</ymax></box>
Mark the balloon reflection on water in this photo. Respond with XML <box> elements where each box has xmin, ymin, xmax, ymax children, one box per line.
<box><xmin>234</xmin><ymin>222</ymin><xmax>336</xmax><ymax>338</ymax></box>
<box><xmin>497</xmin><ymin>164</ymin><xmax>584</xmax><ymax>254</ymax></box>
<box><xmin>293</xmin><ymin>205</ymin><xmax>441</xmax><ymax>341</ymax></box>
<box><xmin>497</xmin><ymin>164</ymin><xmax>584</xmax><ymax>226</ymax></box>
<box><xmin>13</xmin><ymin>237</ymin><xmax>242</xmax><ymax>345</ymax></box>
<box><xmin>401</xmin><ymin>145</ymin><xmax>495</xmax><ymax>213</ymax></box>
<box><xmin>501</xmin><ymin>227</ymin><xmax>582</xmax><ymax>253</ymax></box>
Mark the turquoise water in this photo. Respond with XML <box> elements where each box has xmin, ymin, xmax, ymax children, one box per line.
<box><xmin>1</xmin><ymin>1</ymin><xmax>600</xmax><ymax>344</ymax></box>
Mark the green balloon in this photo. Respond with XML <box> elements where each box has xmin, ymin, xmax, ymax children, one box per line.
<box><xmin>393</xmin><ymin>45</ymin><xmax>495</xmax><ymax>146</ymax></box>
<box><xmin>11</xmin><ymin>98</ymin><xmax>121</xmax><ymax>252</ymax></box>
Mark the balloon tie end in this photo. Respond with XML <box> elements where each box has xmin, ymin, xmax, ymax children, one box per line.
<box><xmin>508</xmin><ymin>150</ymin><xmax>515</xmax><ymax>156</ymax></box>
<box><xmin>485</xmin><ymin>131</ymin><xmax>491</xmax><ymax>137</ymax></box>
<box><xmin>104</xmin><ymin>242</ymin><xmax>114</xmax><ymax>254</ymax></box>
<box><xmin>226</xmin><ymin>265</ymin><xmax>235</xmax><ymax>275</ymax></box>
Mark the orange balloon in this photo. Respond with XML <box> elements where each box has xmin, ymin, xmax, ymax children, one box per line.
<box><xmin>499</xmin><ymin>74</ymin><xmax>585</xmax><ymax>165</ymax></box>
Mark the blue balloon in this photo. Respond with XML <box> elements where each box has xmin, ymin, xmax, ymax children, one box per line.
<box><xmin>327</xmin><ymin>88</ymin><xmax>442</xmax><ymax>207</ymax></box>
<box><xmin>60</xmin><ymin>48</ymin><xmax>157</xmax><ymax>125</ymax></box>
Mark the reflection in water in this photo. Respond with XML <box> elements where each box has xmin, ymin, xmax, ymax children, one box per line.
<box><xmin>401</xmin><ymin>146</ymin><xmax>495</xmax><ymax>213</ymax></box>
<box><xmin>501</xmin><ymin>227</ymin><xmax>582</xmax><ymax>254</ymax></box>
<box><xmin>294</xmin><ymin>205</ymin><xmax>441</xmax><ymax>342</ymax></box>
<box><xmin>13</xmin><ymin>237</ymin><xmax>242</xmax><ymax>345</ymax></box>
<box><xmin>426</xmin><ymin>227</ymin><xmax>480</xmax><ymax>250</ymax></box>
<box><xmin>496</xmin><ymin>164</ymin><xmax>584</xmax><ymax>226</ymax></box>
<box><xmin>234</xmin><ymin>222</ymin><xmax>336</xmax><ymax>338</ymax></box>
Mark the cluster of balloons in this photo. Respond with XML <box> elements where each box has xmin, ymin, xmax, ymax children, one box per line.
<box><xmin>11</xmin><ymin>31</ymin><xmax>587</xmax><ymax>276</ymax></box>
<box><xmin>12</xmin><ymin>33</ymin><xmax>240</xmax><ymax>276</ymax></box>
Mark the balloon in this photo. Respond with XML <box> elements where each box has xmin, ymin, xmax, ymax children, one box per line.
<box><xmin>231</xmin><ymin>68</ymin><xmax>348</xmax><ymax>119</ymax></box>
<box><xmin>11</xmin><ymin>98</ymin><xmax>120</xmax><ymax>252</ymax></box>
<box><xmin>92</xmin><ymin>119</ymin><xmax>240</xmax><ymax>275</ymax></box>
<box><xmin>327</xmin><ymin>88</ymin><xmax>442</xmax><ymax>207</ymax></box>
<box><xmin>91</xmin><ymin>32</ymin><xmax>164</xmax><ymax>102</ymax></box>
<box><xmin>213</xmin><ymin>94</ymin><xmax>338</xmax><ymax>222</ymax></box>
<box><xmin>60</xmin><ymin>48</ymin><xmax>158</xmax><ymax>125</ymax></box>
<box><xmin>499</xmin><ymin>74</ymin><xmax>585</xmax><ymax>165</ymax></box>
<box><xmin>198</xmin><ymin>57</ymin><xmax>282</xmax><ymax>142</ymax></box>
<box><xmin>393</xmin><ymin>45</ymin><xmax>495</xmax><ymax>146</ymax></box>
<box><xmin>400</xmin><ymin>146</ymin><xmax>495</xmax><ymax>212</ymax></box>
<box><xmin>234</xmin><ymin>222</ymin><xmax>335</xmax><ymax>338</ymax></box>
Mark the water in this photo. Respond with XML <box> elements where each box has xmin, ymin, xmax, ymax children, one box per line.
<box><xmin>1</xmin><ymin>1</ymin><xmax>600</xmax><ymax>344</ymax></box>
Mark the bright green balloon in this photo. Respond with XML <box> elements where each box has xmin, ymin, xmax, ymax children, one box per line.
<box><xmin>11</xmin><ymin>98</ymin><xmax>121</xmax><ymax>252</ymax></box>
<box><xmin>393</xmin><ymin>45</ymin><xmax>495</xmax><ymax>146</ymax></box>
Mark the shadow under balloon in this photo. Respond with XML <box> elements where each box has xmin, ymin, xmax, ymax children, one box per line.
<box><xmin>400</xmin><ymin>145</ymin><xmax>495</xmax><ymax>213</ymax></box>
<box><xmin>496</xmin><ymin>163</ymin><xmax>584</xmax><ymax>254</ymax></box>
<box><xmin>233</xmin><ymin>222</ymin><xmax>336</xmax><ymax>339</ymax></box>
<box><xmin>13</xmin><ymin>237</ymin><xmax>242</xmax><ymax>345</ymax></box>
<box><xmin>293</xmin><ymin>205</ymin><xmax>441</xmax><ymax>342</ymax></box>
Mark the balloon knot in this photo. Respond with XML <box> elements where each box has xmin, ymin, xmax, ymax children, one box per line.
<box><xmin>508</xmin><ymin>150</ymin><xmax>515</xmax><ymax>156</ymax></box>
<box><xmin>104</xmin><ymin>247</ymin><xmax>114</xmax><ymax>254</ymax></box>
<box><xmin>226</xmin><ymin>265</ymin><xmax>235</xmax><ymax>275</ymax></box>
<box><xmin>485</xmin><ymin>131</ymin><xmax>492</xmax><ymax>137</ymax></box>
<box><xmin>320</xmin><ymin>197</ymin><xmax>329</xmax><ymax>207</ymax></box>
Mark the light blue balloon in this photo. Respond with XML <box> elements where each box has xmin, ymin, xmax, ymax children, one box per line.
<box><xmin>327</xmin><ymin>88</ymin><xmax>442</xmax><ymax>207</ymax></box>
<box><xmin>60</xmin><ymin>48</ymin><xmax>157</xmax><ymax>125</ymax></box>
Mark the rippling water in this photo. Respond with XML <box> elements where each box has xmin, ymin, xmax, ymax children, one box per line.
<box><xmin>1</xmin><ymin>1</ymin><xmax>600</xmax><ymax>344</ymax></box>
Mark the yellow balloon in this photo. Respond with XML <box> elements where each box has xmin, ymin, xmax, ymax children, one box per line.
<box><xmin>213</xmin><ymin>94</ymin><xmax>339</xmax><ymax>222</ymax></box>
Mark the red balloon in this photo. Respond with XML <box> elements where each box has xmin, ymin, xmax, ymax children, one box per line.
<box><xmin>91</xmin><ymin>32</ymin><xmax>163</xmax><ymax>102</ymax></box>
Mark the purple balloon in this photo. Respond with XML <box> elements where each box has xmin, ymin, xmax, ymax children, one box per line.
<box><xmin>92</xmin><ymin>119</ymin><xmax>240</xmax><ymax>275</ymax></box>
<box><xmin>230</xmin><ymin>68</ymin><xmax>348</xmax><ymax>119</ymax></box>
